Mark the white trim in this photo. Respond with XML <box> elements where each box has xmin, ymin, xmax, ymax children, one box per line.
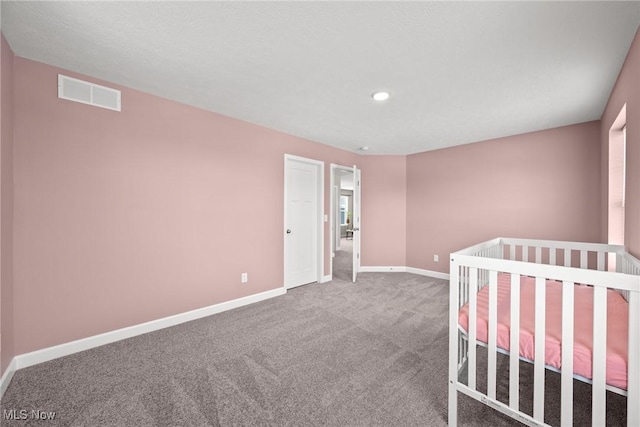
<box><xmin>13</xmin><ymin>288</ymin><xmax>285</xmax><ymax>372</ymax></box>
<box><xmin>330</xmin><ymin>182</ymin><xmax>337</xmax><ymax>275</ymax></box>
<box><xmin>406</xmin><ymin>267</ymin><xmax>450</xmax><ymax>280</ymax></box>
<box><xmin>352</xmin><ymin>165</ymin><xmax>361</xmax><ymax>282</ymax></box>
<box><xmin>358</xmin><ymin>266</ymin><xmax>450</xmax><ymax>280</ymax></box>
<box><xmin>360</xmin><ymin>266</ymin><xmax>407</xmax><ymax>273</ymax></box>
<box><xmin>0</xmin><ymin>357</ymin><xmax>17</xmax><ymax>398</ymax></box>
<box><xmin>333</xmin><ymin>185</ymin><xmax>340</xmax><ymax>254</ymax></box>
<box><xmin>284</xmin><ymin>154</ymin><xmax>324</xmax><ymax>289</ymax></box>
<box><xmin>321</xmin><ymin>275</ymin><xmax>332</xmax><ymax>283</ymax></box>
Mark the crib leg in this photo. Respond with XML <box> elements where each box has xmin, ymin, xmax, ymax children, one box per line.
<box><xmin>448</xmin><ymin>381</ymin><xmax>457</xmax><ymax>426</ymax></box>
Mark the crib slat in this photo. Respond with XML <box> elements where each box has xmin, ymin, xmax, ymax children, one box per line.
<box><xmin>462</xmin><ymin>267</ymin><xmax>468</xmax><ymax>309</ymax></box>
<box><xmin>533</xmin><ymin>276</ymin><xmax>545</xmax><ymax>422</ymax></box>
<box><xmin>523</xmin><ymin>246</ymin><xmax>528</xmax><ymax>262</ymax></box>
<box><xmin>509</xmin><ymin>274</ymin><xmax>520</xmax><ymax>411</ymax></box>
<box><xmin>487</xmin><ymin>270</ymin><xmax>498</xmax><ymax>400</ymax></box>
<box><xmin>580</xmin><ymin>250</ymin><xmax>587</xmax><ymax>269</ymax></box>
<box><xmin>616</xmin><ymin>252</ymin><xmax>623</xmax><ymax>272</ymax></box>
<box><xmin>469</xmin><ymin>268</ymin><xmax>478</xmax><ymax>391</ymax></box>
<box><xmin>550</xmin><ymin>248</ymin><xmax>556</xmax><ymax>266</ymax></box>
<box><xmin>561</xmin><ymin>281</ymin><xmax>574</xmax><ymax>427</ymax></box>
<box><xmin>564</xmin><ymin>249</ymin><xmax>571</xmax><ymax>267</ymax></box>
<box><xmin>629</xmin><ymin>291</ymin><xmax>640</xmax><ymax>427</ymax></box>
<box><xmin>592</xmin><ymin>286</ymin><xmax>607</xmax><ymax>426</ymax></box>
<box><xmin>597</xmin><ymin>251</ymin><xmax>605</xmax><ymax>271</ymax></box>
<box><xmin>464</xmin><ymin>337</ymin><xmax>468</xmax><ymax>367</ymax></box>
<box><xmin>510</xmin><ymin>245</ymin><xmax>515</xmax><ymax>261</ymax></box>
<box><xmin>458</xmin><ymin>268</ymin><xmax>462</xmax><ymax>309</ymax></box>
<box><xmin>535</xmin><ymin>246</ymin><xmax>542</xmax><ymax>264</ymax></box>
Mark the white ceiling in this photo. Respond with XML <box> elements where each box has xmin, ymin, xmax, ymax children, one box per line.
<box><xmin>2</xmin><ymin>1</ymin><xmax>639</xmax><ymax>155</ymax></box>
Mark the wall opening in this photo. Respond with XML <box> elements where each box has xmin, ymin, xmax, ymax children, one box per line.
<box><xmin>608</xmin><ymin>104</ymin><xmax>626</xmax><ymax>270</ymax></box>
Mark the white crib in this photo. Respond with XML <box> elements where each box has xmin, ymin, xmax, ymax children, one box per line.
<box><xmin>448</xmin><ymin>237</ymin><xmax>640</xmax><ymax>426</ymax></box>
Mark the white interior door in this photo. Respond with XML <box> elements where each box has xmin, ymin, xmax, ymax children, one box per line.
<box><xmin>352</xmin><ymin>165</ymin><xmax>361</xmax><ymax>282</ymax></box>
<box><xmin>285</xmin><ymin>156</ymin><xmax>320</xmax><ymax>289</ymax></box>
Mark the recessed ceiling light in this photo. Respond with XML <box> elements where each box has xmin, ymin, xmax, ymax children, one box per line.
<box><xmin>371</xmin><ymin>91</ymin><xmax>389</xmax><ymax>101</ymax></box>
<box><xmin>358</xmin><ymin>146</ymin><xmax>369</xmax><ymax>151</ymax></box>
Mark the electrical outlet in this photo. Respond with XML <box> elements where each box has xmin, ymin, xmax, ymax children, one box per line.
<box><xmin>434</xmin><ymin>255</ymin><xmax>439</xmax><ymax>262</ymax></box>
<box><xmin>241</xmin><ymin>273</ymin><xmax>248</xmax><ymax>283</ymax></box>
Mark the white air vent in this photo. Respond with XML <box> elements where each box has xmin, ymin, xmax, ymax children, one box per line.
<box><xmin>58</xmin><ymin>74</ymin><xmax>121</xmax><ymax>112</ymax></box>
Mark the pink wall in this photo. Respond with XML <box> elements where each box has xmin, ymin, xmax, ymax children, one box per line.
<box><xmin>0</xmin><ymin>35</ymin><xmax>15</xmax><ymax>375</ymax></box>
<box><xmin>601</xmin><ymin>27</ymin><xmax>640</xmax><ymax>259</ymax></box>
<box><xmin>11</xmin><ymin>57</ymin><xmax>406</xmax><ymax>355</ymax></box>
<box><xmin>359</xmin><ymin>155</ymin><xmax>406</xmax><ymax>266</ymax></box>
<box><xmin>406</xmin><ymin>121</ymin><xmax>602</xmax><ymax>273</ymax></box>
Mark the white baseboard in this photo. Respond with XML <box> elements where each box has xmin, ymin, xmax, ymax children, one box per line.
<box><xmin>406</xmin><ymin>267</ymin><xmax>450</xmax><ymax>280</ymax></box>
<box><xmin>0</xmin><ymin>357</ymin><xmax>17</xmax><ymax>398</ymax></box>
<box><xmin>359</xmin><ymin>266</ymin><xmax>407</xmax><ymax>273</ymax></box>
<box><xmin>320</xmin><ymin>275</ymin><xmax>332</xmax><ymax>283</ymax></box>
<box><xmin>359</xmin><ymin>265</ymin><xmax>449</xmax><ymax>280</ymax></box>
<box><xmin>13</xmin><ymin>287</ymin><xmax>286</xmax><ymax>373</ymax></box>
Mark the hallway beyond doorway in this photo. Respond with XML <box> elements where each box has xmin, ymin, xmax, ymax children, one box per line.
<box><xmin>333</xmin><ymin>238</ymin><xmax>352</xmax><ymax>281</ymax></box>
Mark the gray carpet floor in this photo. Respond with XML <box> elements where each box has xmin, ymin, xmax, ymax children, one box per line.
<box><xmin>332</xmin><ymin>238</ymin><xmax>353</xmax><ymax>282</ymax></box>
<box><xmin>0</xmin><ymin>272</ymin><xmax>627</xmax><ymax>426</ymax></box>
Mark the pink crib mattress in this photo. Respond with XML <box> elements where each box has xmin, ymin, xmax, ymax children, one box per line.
<box><xmin>458</xmin><ymin>273</ymin><xmax>629</xmax><ymax>390</ymax></box>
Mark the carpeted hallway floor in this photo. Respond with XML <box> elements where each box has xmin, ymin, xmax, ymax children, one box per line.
<box><xmin>0</xmin><ymin>272</ymin><xmax>627</xmax><ymax>426</ymax></box>
<box><xmin>332</xmin><ymin>237</ymin><xmax>353</xmax><ymax>282</ymax></box>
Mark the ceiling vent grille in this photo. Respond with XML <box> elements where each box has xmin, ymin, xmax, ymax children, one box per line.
<box><xmin>58</xmin><ymin>74</ymin><xmax>121</xmax><ymax>112</ymax></box>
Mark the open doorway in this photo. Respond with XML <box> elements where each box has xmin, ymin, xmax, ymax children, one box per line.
<box><xmin>608</xmin><ymin>104</ymin><xmax>626</xmax><ymax>271</ymax></box>
<box><xmin>334</xmin><ymin>169</ymin><xmax>354</xmax><ymax>281</ymax></box>
<box><xmin>330</xmin><ymin>164</ymin><xmax>361</xmax><ymax>281</ymax></box>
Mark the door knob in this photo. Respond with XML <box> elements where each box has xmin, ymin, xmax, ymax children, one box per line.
<box><xmin>353</xmin><ymin>227</ymin><xmax>360</xmax><ymax>231</ymax></box>
<box><xmin>286</xmin><ymin>229</ymin><xmax>291</xmax><ymax>234</ymax></box>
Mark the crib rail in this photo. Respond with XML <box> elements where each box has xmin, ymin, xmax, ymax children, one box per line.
<box><xmin>620</xmin><ymin>251</ymin><xmax>640</xmax><ymax>275</ymax></box>
<box><xmin>448</xmin><ymin>237</ymin><xmax>640</xmax><ymax>427</ymax></box>
<box><xmin>619</xmin><ymin>252</ymin><xmax>640</xmax><ymax>302</ymax></box>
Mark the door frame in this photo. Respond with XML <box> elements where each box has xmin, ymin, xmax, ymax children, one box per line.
<box><xmin>284</xmin><ymin>154</ymin><xmax>324</xmax><ymax>289</ymax></box>
<box><xmin>330</xmin><ymin>163</ymin><xmax>361</xmax><ymax>281</ymax></box>
<box><xmin>333</xmin><ymin>184</ymin><xmax>340</xmax><ymax>251</ymax></box>
<box><xmin>352</xmin><ymin>165</ymin><xmax>361</xmax><ymax>283</ymax></box>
